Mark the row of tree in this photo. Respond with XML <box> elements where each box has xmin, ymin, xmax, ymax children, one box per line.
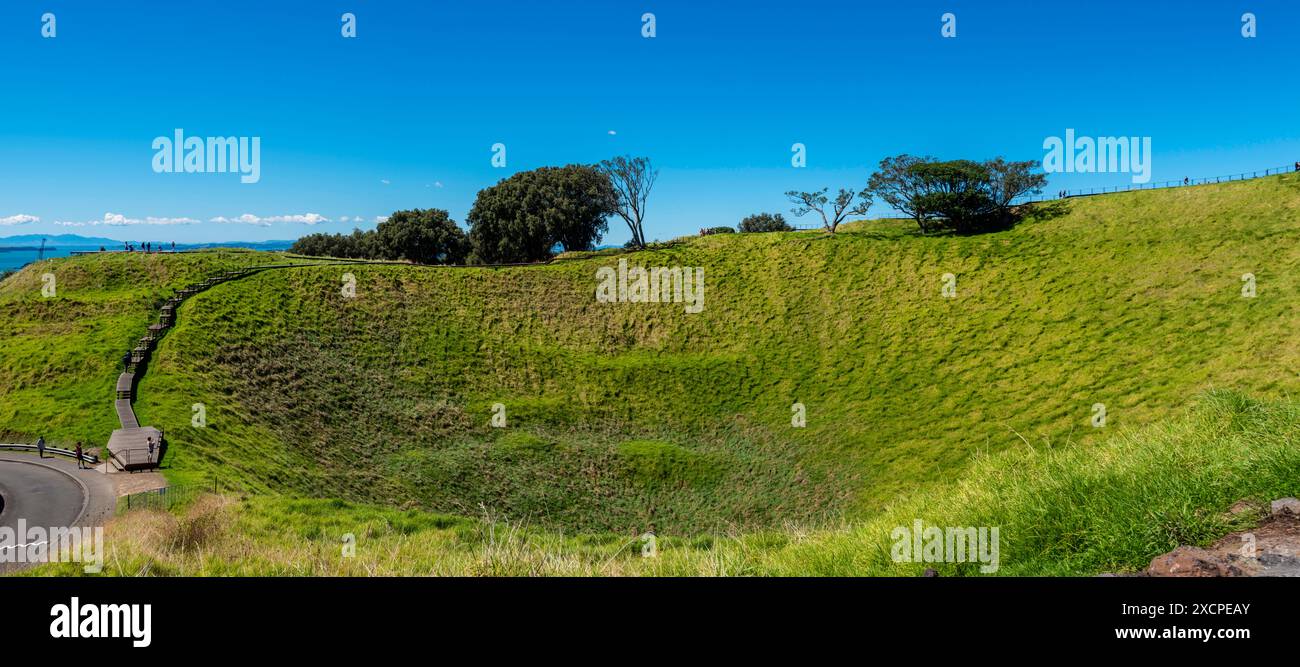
<box><xmin>290</xmin><ymin>156</ymin><xmax>657</xmax><ymax>265</ymax></box>
<box><xmin>290</xmin><ymin>153</ymin><xmax>1046</xmax><ymax>264</ymax></box>
<box><xmin>785</xmin><ymin>155</ymin><xmax>1046</xmax><ymax>235</ymax></box>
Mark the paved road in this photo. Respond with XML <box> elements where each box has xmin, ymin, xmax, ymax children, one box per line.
<box><xmin>0</xmin><ymin>454</ymin><xmax>116</xmax><ymax>574</ymax></box>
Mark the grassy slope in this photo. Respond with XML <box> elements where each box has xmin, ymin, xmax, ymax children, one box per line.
<box><xmin>30</xmin><ymin>390</ymin><xmax>1300</xmax><ymax>576</ymax></box>
<box><xmin>5</xmin><ymin>173</ymin><xmax>1300</xmax><ymax>574</ymax></box>
<box><xmin>0</xmin><ymin>251</ymin><xmax>289</xmax><ymax>450</ymax></box>
<box><xmin>137</xmin><ymin>174</ymin><xmax>1300</xmax><ymax>534</ymax></box>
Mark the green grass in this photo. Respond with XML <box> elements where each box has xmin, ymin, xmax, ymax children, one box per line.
<box><xmin>28</xmin><ymin>390</ymin><xmax>1300</xmax><ymax>576</ymax></box>
<box><xmin>0</xmin><ymin>250</ymin><xmax>292</xmax><ymax>452</ymax></box>
<box><xmin>4</xmin><ymin>173</ymin><xmax>1300</xmax><ymax>574</ymax></box>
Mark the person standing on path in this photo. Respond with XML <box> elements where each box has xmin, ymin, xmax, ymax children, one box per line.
<box><xmin>36</xmin><ymin>435</ymin><xmax>46</xmax><ymax>459</ymax></box>
<box><xmin>75</xmin><ymin>442</ymin><xmax>85</xmax><ymax>469</ymax></box>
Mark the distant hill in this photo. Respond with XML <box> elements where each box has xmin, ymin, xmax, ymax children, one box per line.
<box><xmin>178</xmin><ymin>240</ymin><xmax>296</xmax><ymax>251</ymax></box>
<box><xmin>0</xmin><ymin>234</ymin><xmax>296</xmax><ymax>251</ymax></box>
<box><xmin>0</xmin><ymin>233</ymin><xmax>120</xmax><ymax>247</ymax></box>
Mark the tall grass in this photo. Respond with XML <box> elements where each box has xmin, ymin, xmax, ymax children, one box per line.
<box><xmin>29</xmin><ymin>390</ymin><xmax>1299</xmax><ymax>576</ymax></box>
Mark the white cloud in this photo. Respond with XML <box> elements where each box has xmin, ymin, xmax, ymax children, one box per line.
<box><xmin>210</xmin><ymin>214</ymin><xmax>267</xmax><ymax>226</ymax></box>
<box><xmin>54</xmin><ymin>212</ymin><xmax>198</xmax><ymax>227</ymax></box>
<box><xmin>0</xmin><ymin>214</ymin><xmax>40</xmax><ymax>226</ymax></box>
<box><xmin>380</xmin><ymin>179</ymin><xmax>391</xmax><ymax>185</ymax></box>
<box><xmin>210</xmin><ymin>213</ymin><xmax>331</xmax><ymax>226</ymax></box>
<box><xmin>265</xmin><ymin>213</ymin><xmax>329</xmax><ymax>224</ymax></box>
<box><xmin>608</xmin><ymin>130</ymin><xmax>617</xmax><ymax>135</ymax></box>
<box><xmin>374</xmin><ymin>215</ymin><xmax>390</xmax><ymax>223</ymax></box>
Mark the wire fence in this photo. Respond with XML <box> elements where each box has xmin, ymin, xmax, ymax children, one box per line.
<box><xmin>1036</xmin><ymin>163</ymin><xmax>1298</xmax><ymax>201</ymax></box>
<box><xmin>118</xmin><ymin>480</ymin><xmax>221</xmax><ymax>514</ymax></box>
<box><xmin>783</xmin><ymin>162</ymin><xmax>1300</xmax><ymax>227</ymax></box>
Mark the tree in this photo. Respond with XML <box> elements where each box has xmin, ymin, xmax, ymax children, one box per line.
<box><xmin>909</xmin><ymin>160</ymin><xmax>999</xmax><ymax>234</ymax></box>
<box><xmin>738</xmin><ymin>212</ymin><xmax>793</xmax><ymax>233</ymax></box>
<box><xmin>867</xmin><ymin>154</ymin><xmax>1047</xmax><ymax>235</ymax></box>
<box><xmin>375</xmin><ymin>209</ymin><xmax>468</xmax><ymax>265</ymax></box>
<box><xmin>984</xmin><ymin>157</ymin><xmax>1047</xmax><ymax>213</ymax></box>
<box><xmin>598</xmin><ymin>155</ymin><xmax>657</xmax><ymax>248</ymax></box>
<box><xmin>866</xmin><ymin>154</ymin><xmax>934</xmax><ymax>233</ymax></box>
<box><xmin>467</xmin><ymin>165</ymin><xmax>617</xmax><ymax>264</ymax></box>
<box><xmin>784</xmin><ymin>187</ymin><xmax>872</xmax><ymax>233</ymax></box>
<box><xmin>290</xmin><ymin>228</ymin><xmax>378</xmax><ymax>258</ymax></box>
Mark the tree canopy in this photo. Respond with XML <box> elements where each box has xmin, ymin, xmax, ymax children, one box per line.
<box><xmin>467</xmin><ymin>165</ymin><xmax>617</xmax><ymax>264</ymax></box>
<box><xmin>289</xmin><ymin>210</ymin><xmax>467</xmax><ymax>264</ymax></box>
<box><xmin>784</xmin><ymin>187</ymin><xmax>872</xmax><ymax>233</ymax></box>
<box><xmin>738</xmin><ymin>212</ymin><xmax>793</xmax><ymax>233</ymax></box>
<box><xmin>598</xmin><ymin>156</ymin><xmax>657</xmax><ymax>248</ymax></box>
<box><xmin>375</xmin><ymin>208</ymin><xmax>469</xmax><ymax>264</ymax></box>
<box><xmin>867</xmin><ymin>155</ymin><xmax>1046</xmax><ymax>234</ymax></box>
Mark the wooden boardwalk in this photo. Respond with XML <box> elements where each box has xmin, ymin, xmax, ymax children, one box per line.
<box><xmin>106</xmin><ymin>266</ymin><xmax>265</xmax><ymax>471</ymax></box>
<box><xmin>115</xmin><ymin>372</ymin><xmax>134</xmax><ymax>398</ymax></box>
<box><xmin>107</xmin><ymin>427</ymin><xmax>163</xmax><ymax>470</ymax></box>
<box><xmin>103</xmin><ymin>261</ymin><xmax>370</xmax><ymax>472</ymax></box>
<box><xmin>114</xmin><ymin>398</ymin><xmax>139</xmax><ymax>429</ymax></box>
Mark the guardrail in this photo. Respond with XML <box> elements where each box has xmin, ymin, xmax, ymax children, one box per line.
<box><xmin>108</xmin><ymin>445</ymin><xmax>157</xmax><ymax>471</ymax></box>
<box><xmin>0</xmin><ymin>443</ymin><xmax>99</xmax><ymax>465</ymax></box>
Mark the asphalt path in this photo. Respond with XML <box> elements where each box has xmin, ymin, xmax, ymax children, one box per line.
<box><xmin>0</xmin><ymin>454</ymin><xmax>115</xmax><ymax>574</ymax></box>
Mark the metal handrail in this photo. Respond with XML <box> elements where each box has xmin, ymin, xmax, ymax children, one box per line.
<box><xmin>0</xmin><ymin>443</ymin><xmax>99</xmax><ymax>464</ymax></box>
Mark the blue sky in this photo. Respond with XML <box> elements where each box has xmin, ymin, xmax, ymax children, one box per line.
<box><xmin>0</xmin><ymin>0</ymin><xmax>1297</xmax><ymax>244</ymax></box>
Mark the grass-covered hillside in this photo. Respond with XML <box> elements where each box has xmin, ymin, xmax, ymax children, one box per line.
<box><xmin>27</xmin><ymin>389</ymin><xmax>1300</xmax><ymax>576</ymax></box>
<box><xmin>0</xmin><ymin>251</ymin><xmax>291</xmax><ymax>447</ymax></box>
<box><xmin>4</xmin><ymin>173</ymin><xmax>1300</xmax><ymax>572</ymax></box>
<box><xmin>146</xmin><ymin>174</ymin><xmax>1300</xmax><ymax>533</ymax></box>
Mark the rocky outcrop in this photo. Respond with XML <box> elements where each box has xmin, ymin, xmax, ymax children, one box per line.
<box><xmin>1143</xmin><ymin>498</ymin><xmax>1300</xmax><ymax>577</ymax></box>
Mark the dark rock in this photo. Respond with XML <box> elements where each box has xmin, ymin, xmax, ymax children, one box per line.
<box><xmin>1270</xmin><ymin>497</ymin><xmax>1300</xmax><ymax>517</ymax></box>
